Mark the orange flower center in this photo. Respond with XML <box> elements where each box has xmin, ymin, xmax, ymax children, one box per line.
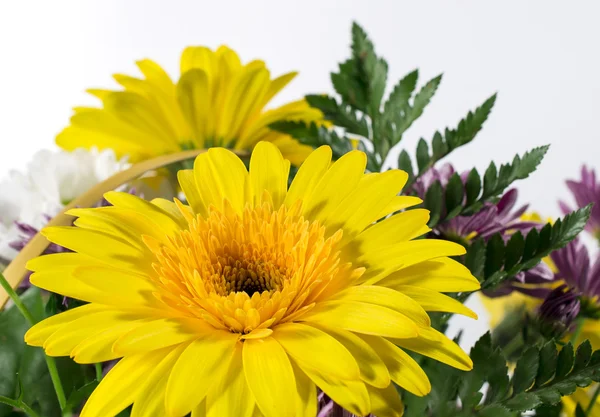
<box><xmin>146</xmin><ymin>199</ymin><xmax>363</xmax><ymax>336</ymax></box>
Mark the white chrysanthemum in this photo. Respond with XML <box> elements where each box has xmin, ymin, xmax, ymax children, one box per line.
<box><xmin>0</xmin><ymin>147</ymin><xmax>129</xmax><ymax>261</ymax></box>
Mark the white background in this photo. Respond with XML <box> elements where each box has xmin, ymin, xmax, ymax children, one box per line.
<box><xmin>1</xmin><ymin>0</ymin><xmax>599</xmax><ymax>348</ymax></box>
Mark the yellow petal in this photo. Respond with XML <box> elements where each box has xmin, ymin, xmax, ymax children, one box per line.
<box><xmin>249</xmin><ymin>141</ymin><xmax>289</xmax><ymax>208</ymax></box>
<box><xmin>290</xmin><ymin>361</ymin><xmax>317</xmax><ymax>417</ymax></box>
<box><xmin>43</xmin><ymin>310</ymin><xmax>148</xmax><ymax>357</ymax></box>
<box><xmin>302</xmin><ymin>150</ymin><xmax>366</xmax><ymax>222</ymax></box>
<box><xmin>309</xmin><ymin>323</ymin><xmax>390</xmax><ymax>389</ymax></box>
<box><xmin>178</xmin><ymin>169</ymin><xmax>207</xmax><ymax>217</ymax></box>
<box><xmin>26</xmin><ymin>252</ymin><xmax>104</xmax><ymax>272</ymax></box>
<box><xmin>272</xmin><ymin>322</ymin><xmax>360</xmax><ymax>380</ymax></box>
<box><xmin>41</xmin><ymin>226</ymin><xmax>153</xmax><ymax>272</ymax></box>
<box><xmin>395</xmin><ymin>284</ymin><xmax>478</xmax><ymax>319</ymax></box>
<box><xmin>325</xmin><ymin>170</ymin><xmax>408</xmax><ymax>243</ymax></box>
<box><xmin>299</xmin><ymin>300</ymin><xmax>418</xmax><ymax>339</ymax></box>
<box><xmin>333</xmin><ymin>285</ymin><xmax>430</xmax><ymax>327</ymax></box>
<box><xmin>360</xmin><ymin>334</ymin><xmax>431</xmax><ymax>396</ymax></box>
<box><xmin>195</xmin><ymin>147</ymin><xmax>250</xmax><ymax>213</ymax></box>
<box><xmin>103</xmin><ymin>191</ymin><xmax>182</xmax><ymax>236</ymax></box>
<box><xmin>113</xmin><ymin>317</ymin><xmax>209</xmax><ymax>354</ymax></box>
<box><xmin>301</xmin><ymin>367</ymin><xmax>370</xmax><ymax>416</ymax></box>
<box><xmin>367</xmin><ymin>384</ymin><xmax>405</xmax><ymax>417</ymax></box>
<box><xmin>80</xmin><ymin>347</ymin><xmax>173</xmax><ymax>417</ymax></box>
<box><xmin>72</xmin><ymin>320</ymin><xmax>149</xmax><ymax>363</ymax></box>
<box><xmin>391</xmin><ymin>326</ymin><xmax>473</xmax><ymax>371</ymax></box>
<box><xmin>378</xmin><ymin>257</ymin><xmax>480</xmax><ymax>292</ymax></box>
<box><xmin>166</xmin><ymin>331</ymin><xmax>239</xmax><ymax>416</ymax></box>
<box><xmin>151</xmin><ymin>198</ymin><xmax>190</xmax><ymax>228</ymax></box>
<box><xmin>284</xmin><ymin>145</ymin><xmax>331</xmax><ymax>208</ymax></box>
<box><xmin>25</xmin><ymin>304</ymin><xmax>108</xmax><ymax>346</ymax></box>
<box><xmin>375</xmin><ymin>196</ymin><xmax>423</xmax><ymax>220</ymax></box>
<box><xmin>206</xmin><ymin>344</ymin><xmax>255</xmax><ymax>417</ymax></box>
<box><xmin>356</xmin><ymin>209</ymin><xmax>431</xmax><ymax>253</ymax></box>
<box><xmin>131</xmin><ymin>344</ymin><xmax>187</xmax><ymax>417</ymax></box>
<box><xmin>177</xmin><ymin>69</ymin><xmax>211</xmax><ymax>145</ymax></box>
<box><xmin>360</xmin><ymin>240</ymin><xmax>467</xmax><ymax>284</ymax></box>
<box><xmin>243</xmin><ymin>337</ymin><xmax>296</xmax><ymax>417</ymax></box>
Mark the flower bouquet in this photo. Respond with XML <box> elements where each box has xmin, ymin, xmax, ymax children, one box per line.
<box><xmin>0</xmin><ymin>22</ymin><xmax>598</xmax><ymax>417</ymax></box>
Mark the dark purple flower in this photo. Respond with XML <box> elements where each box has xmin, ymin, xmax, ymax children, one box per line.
<box><xmin>538</xmin><ymin>284</ymin><xmax>581</xmax><ymax>338</ymax></box>
<box><xmin>560</xmin><ymin>165</ymin><xmax>600</xmax><ymax>238</ymax></box>
<box><xmin>411</xmin><ymin>163</ymin><xmax>456</xmax><ymax>199</ymax></box>
<box><xmin>551</xmin><ymin>238</ymin><xmax>600</xmax><ymax>301</ymax></box>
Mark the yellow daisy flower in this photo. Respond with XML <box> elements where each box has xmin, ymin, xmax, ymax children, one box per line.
<box><xmin>25</xmin><ymin>143</ymin><xmax>480</xmax><ymax>417</ymax></box>
<box><xmin>57</xmin><ymin>46</ymin><xmax>323</xmax><ymax>165</ymax></box>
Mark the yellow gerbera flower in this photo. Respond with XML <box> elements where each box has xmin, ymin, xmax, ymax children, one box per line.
<box><xmin>25</xmin><ymin>143</ymin><xmax>480</xmax><ymax>417</ymax></box>
<box><xmin>56</xmin><ymin>46</ymin><xmax>323</xmax><ymax>165</ymax></box>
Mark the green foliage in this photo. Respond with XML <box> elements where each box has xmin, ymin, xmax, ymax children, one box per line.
<box><xmin>0</xmin><ymin>288</ymin><xmax>93</xmax><ymax>417</ymax></box>
<box><xmin>272</xmin><ymin>21</ymin><xmax>495</xmax><ymax>172</ymax></box>
<box><xmin>421</xmin><ymin>146</ymin><xmax>549</xmax><ymax>228</ymax></box>
<box><xmin>462</xmin><ymin>205</ymin><xmax>591</xmax><ymax>291</ymax></box>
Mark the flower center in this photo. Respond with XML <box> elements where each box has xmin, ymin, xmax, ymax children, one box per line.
<box><xmin>145</xmin><ymin>199</ymin><xmax>362</xmax><ymax>335</ymax></box>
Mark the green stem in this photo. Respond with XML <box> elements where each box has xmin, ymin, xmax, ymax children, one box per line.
<box><xmin>0</xmin><ymin>395</ymin><xmax>42</xmax><ymax>417</ymax></box>
<box><xmin>586</xmin><ymin>384</ymin><xmax>600</xmax><ymax>416</ymax></box>
<box><xmin>0</xmin><ymin>272</ymin><xmax>67</xmax><ymax>410</ymax></box>
<box><xmin>95</xmin><ymin>363</ymin><xmax>103</xmax><ymax>381</ymax></box>
<box><xmin>571</xmin><ymin>318</ymin><xmax>585</xmax><ymax>345</ymax></box>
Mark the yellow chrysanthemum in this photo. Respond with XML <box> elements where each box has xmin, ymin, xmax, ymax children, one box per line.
<box><xmin>25</xmin><ymin>143</ymin><xmax>480</xmax><ymax>417</ymax></box>
<box><xmin>57</xmin><ymin>46</ymin><xmax>323</xmax><ymax>165</ymax></box>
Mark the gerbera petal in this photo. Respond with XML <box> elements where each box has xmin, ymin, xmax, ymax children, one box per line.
<box><xmin>291</xmin><ymin>361</ymin><xmax>317</xmax><ymax>417</ymax></box>
<box><xmin>375</xmin><ymin>196</ymin><xmax>424</xmax><ymax>220</ymax></box>
<box><xmin>203</xmin><ymin>147</ymin><xmax>251</xmax><ymax>212</ymax></box>
<box><xmin>25</xmin><ymin>304</ymin><xmax>109</xmax><ymax>346</ymax></box>
<box><xmin>113</xmin><ymin>317</ymin><xmax>211</xmax><ymax>354</ymax></box>
<box><xmin>332</xmin><ymin>285</ymin><xmax>430</xmax><ymax>327</ymax></box>
<box><xmin>178</xmin><ymin>169</ymin><xmax>208</xmax><ymax>216</ymax></box>
<box><xmin>360</xmin><ymin>334</ymin><xmax>431</xmax><ymax>396</ymax></box>
<box><xmin>103</xmin><ymin>191</ymin><xmax>182</xmax><ymax>236</ymax></box>
<box><xmin>378</xmin><ymin>257</ymin><xmax>481</xmax><ymax>292</ymax></box>
<box><xmin>243</xmin><ymin>337</ymin><xmax>297</xmax><ymax>417</ymax></box>
<box><xmin>325</xmin><ymin>170</ymin><xmax>408</xmax><ymax>243</ymax></box>
<box><xmin>166</xmin><ymin>331</ymin><xmax>239</xmax><ymax>416</ymax></box>
<box><xmin>302</xmin><ymin>150</ymin><xmax>367</xmax><ymax>222</ymax></box>
<box><xmin>309</xmin><ymin>323</ymin><xmax>390</xmax><ymax>389</ymax></box>
<box><xmin>272</xmin><ymin>322</ymin><xmax>360</xmax><ymax>380</ymax></box>
<box><xmin>359</xmin><ymin>240</ymin><xmax>467</xmax><ymax>284</ymax></box>
<box><xmin>356</xmin><ymin>209</ymin><xmax>431</xmax><ymax>252</ymax></box>
<box><xmin>80</xmin><ymin>347</ymin><xmax>172</xmax><ymax>417</ymax></box>
<box><xmin>26</xmin><ymin>252</ymin><xmax>104</xmax><ymax>272</ymax></box>
<box><xmin>72</xmin><ymin>320</ymin><xmax>149</xmax><ymax>363</ymax></box>
<box><xmin>206</xmin><ymin>344</ymin><xmax>255</xmax><ymax>417</ymax></box>
<box><xmin>284</xmin><ymin>145</ymin><xmax>332</xmax><ymax>208</ymax></box>
<box><xmin>130</xmin><ymin>344</ymin><xmax>187</xmax><ymax>417</ymax></box>
<box><xmin>367</xmin><ymin>384</ymin><xmax>405</xmax><ymax>417</ymax></box>
<box><xmin>43</xmin><ymin>310</ymin><xmax>149</xmax><ymax>357</ymax></box>
<box><xmin>391</xmin><ymin>326</ymin><xmax>473</xmax><ymax>371</ymax></box>
<box><xmin>249</xmin><ymin>141</ymin><xmax>289</xmax><ymax>208</ymax></box>
<box><xmin>301</xmin><ymin>367</ymin><xmax>370</xmax><ymax>416</ymax></box>
<box><xmin>151</xmin><ymin>198</ymin><xmax>191</xmax><ymax>227</ymax></box>
<box><xmin>41</xmin><ymin>226</ymin><xmax>153</xmax><ymax>271</ymax></box>
<box><xmin>299</xmin><ymin>300</ymin><xmax>418</xmax><ymax>339</ymax></box>
<box><xmin>395</xmin><ymin>284</ymin><xmax>478</xmax><ymax>319</ymax></box>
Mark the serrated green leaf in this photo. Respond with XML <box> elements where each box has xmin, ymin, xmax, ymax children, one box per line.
<box><xmin>465</xmin><ymin>169</ymin><xmax>481</xmax><ymax>206</ymax></box>
<box><xmin>513</xmin><ymin>347</ymin><xmax>539</xmax><ymax>393</ymax></box>
<box><xmin>447</xmin><ymin>93</ymin><xmax>497</xmax><ymax>150</ymax></box>
<box><xmin>574</xmin><ymin>340</ymin><xmax>593</xmax><ymax>372</ymax></box>
<box><xmin>394</xmin><ymin>75</ymin><xmax>442</xmax><ymax>139</ymax></box>
<box><xmin>523</xmin><ymin>228</ymin><xmax>540</xmax><ymax>260</ymax></box>
<box><xmin>416</xmin><ymin>138</ymin><xmax>430</xmax><ymax>172</ymax></box>
<box><xmin>445</xmin><ymin>173</ymin><xmax>464</xmax><ymax>216</ymax></box>
<box><xmin>431</xmin><ymin>131</ymin><xmax>447</xmax><ymax>159</ymax></box>
<box><xmin>536</xmin><ymin>389</ymin><xmax>562</xmax><ymax>405</ymax></box>
<box><xmin>465</xmin><ymin>239</ymin><xmax>486</xmax><ymax>281</ymax></box>
<box><xmin>424</xmin><ymin>181</ymin><xmax>444</xmax><ymax>226</ymax></box>
<box><xmin>556</xmin><ymin>343</ymin><xmax>575</xmax><ymax>379</ymax></box>
<box><xmin>504</xmin><ymin>232</ymin><xmax>525</xmax><ymax>271</ymax></box>
<box><xmin>484</xmin><ymin>234</ymin><xmax>505</xmax><ymax>278</ymax></box>
<box><xmin>536</xmin><ymin>342</ymin><xmax>558</xmax><ymax>387</ymax></box>
<box><xmin>479</xmin><ymin>404</ymin><xmax>515</xmax><ymax>417</ymax></box>
<box><xmin>398</xmin><ymin>150</ymin><xmax>414</xmax><ymax>179</ymax></box>
<box><xmin>383</xmin><ymin>69</ymin><xmax>418</xmax><ymax>119</ymax></box>
<box><xmin>504</xmin><ymin>392</ymin><xmax>542</xmax><ymax>411</ymax></box>
<box><xmin>483</xmin><ymin>162</ymin><xmax>498</xmax><ymax>197</ymax></box>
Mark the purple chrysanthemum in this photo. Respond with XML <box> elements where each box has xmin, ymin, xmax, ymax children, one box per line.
<box><xmin>538</xmin><ymin>284</ymin><xmax>581</xmax><ymax>338</ymax></box>
<box><xmin>551</xmin><ymin>238</ymin><xmax>600</xmax><ymax>302</ymax></box>
<box><xmin>560</xmin><ymin>165</ymin><xmax>600</xmax><ymax>239</ymax></box>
